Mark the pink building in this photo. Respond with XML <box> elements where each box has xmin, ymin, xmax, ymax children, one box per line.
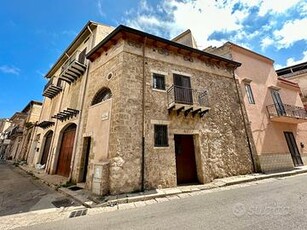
<box><xmin>206</xmin><ymin>42</ymin><xmax>307</xmax><ymax>172</ymax></box>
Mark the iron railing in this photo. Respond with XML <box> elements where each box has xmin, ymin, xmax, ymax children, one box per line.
<box><xmin>167</xmin><ymin>85</ymin><xmax>209</xmax><ymax>108</ymax></box>
<box><xmin>61</xmin><ymin>50</ymin><xmax>85</xmax><ymax>72</ymax></box>
<box><xmin>267</xmin><ymin>103</ymin><xmax>307</xmax><ymax>119</ymax></box>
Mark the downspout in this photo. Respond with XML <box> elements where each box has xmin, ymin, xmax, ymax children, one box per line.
<box><xmin>68</xmin><ymin>26</ymin><xmax>94</xmax><ymax>182</ymax></box>
<box><xmin>232</xmin><ymin>67</ymin><xmax>256</xmax><ymax>173</ymax></box>
<box><xmin>141</xmin><ymin>37</ymin><xmax>147</xmax><ymax>192</ymax></box>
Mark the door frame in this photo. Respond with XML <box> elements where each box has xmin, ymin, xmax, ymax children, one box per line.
<box><xmin>40</xmin><ymin>131</ymin><xmax>53</xmax><ymax>165</ymax></box>
<box><xmin>173</xmin><ymin>132</ymin><xmax>203</xmax><ymax>185</ymax></box>
<box><xmin>284</xmin><ymin>131</ymin><xmax>303</xmax><ymax>167</ymax></box>
<box><xmin>54</xmin><ymin>123</ymin><xmax>77</xmax><ymax>177</ymax></box>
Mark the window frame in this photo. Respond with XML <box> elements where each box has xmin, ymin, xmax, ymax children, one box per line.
<box><xmin>244</xmin><ymin>83</ymin><xmax>255</xmax><ymax>104</ymax></box>
<box><xmin>152</xmin><ymin>73</ymin><xmax>166</xmax><ymax>91</ymax></box>
<box><xmin>154</xmin><ymin>124</ymin><xmax>169</xmax><ymax>147</ymax></box>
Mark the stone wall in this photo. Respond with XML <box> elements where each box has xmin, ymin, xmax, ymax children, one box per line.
<box><xmin>82</xmin><ymin>39</ymin><xmax>253</xmax><ymax>195</ymax></box>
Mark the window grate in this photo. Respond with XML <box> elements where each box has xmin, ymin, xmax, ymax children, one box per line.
<box><xmin>154</xmin><ymin>125</ymin><xmax>168</xmax><ymax>147</ymax></box>
<box><xmin>153</xmin><ymin>73</ymin><xmax>166</xmax><ymax>90</ymax></box>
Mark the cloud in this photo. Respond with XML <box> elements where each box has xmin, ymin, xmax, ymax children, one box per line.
<box><xmin>258</xmin><ymin>0</ymin><xmax>301</xmax><ymax>16</ymax></box>
<box><xmin>261</xmin><ymin>37</ymin><xmax>274</xmax><ymax>50</ymax></box>
<box><xmin>286</xmin><ymin>50</ymin><xmax>307</xmax><ymax>66</ymax></box>
<box><xmin>97</xmin><ymin>0</ymin><xmax>105</xmax><ymax>17</ymax></box>
<box><xmin>273</xmin><ymin>18</ymin><xmax>307</xmax><ymax>48</ymax></box>
<box><xmin>0</xmin><ymin>65</ymin><xmax>20</xmax><ymax>75</ymax></box>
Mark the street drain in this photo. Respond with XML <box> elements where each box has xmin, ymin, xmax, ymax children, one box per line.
<box><xmin>68</xmin><ymin>186</ymin><xmax>83</xmax><ymax>191</ymax></box>
<box><xmin>69</xmin><ymin>209</ymin><xmax>87</xmax><ymax>218</ymax></box>
<box><xmin>52</xmin><ymin>198</ymin><xmax>74</xmax><ymax>208</ymax></box>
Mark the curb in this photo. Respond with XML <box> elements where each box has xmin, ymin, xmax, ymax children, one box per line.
<box><xmin>16</xmin><ymin>161</ymin><xmax>307</xmax><ymax>209</ymax></box>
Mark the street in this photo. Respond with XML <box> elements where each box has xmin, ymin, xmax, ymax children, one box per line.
<box><xmin>22</xmin><ymin>173</ymin><xmax>307</xmax><ymax>230</ymax></box>
<box><xmin>0</xmin><ymin>161</ymin><xmax>78</xmax><ymax>216</ymax></box>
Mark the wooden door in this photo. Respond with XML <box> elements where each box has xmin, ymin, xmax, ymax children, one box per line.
<box><xmin>57</xmin><ymin>125</ymin><xmax>76</xmax><ymax>177</ymax></box>
<box><xmin>173</xmin><ymin>74</ymin><xmax>193</xmax><ymax>104</ymax></box>
<box><xmin>175</xmin><ymin>135</ymin><xmax>198</xmax><ymax>184</ymax></box>
<box><xmin>284</xmin><ymin>132</ymin><xmax>303</xmax><ymax>167</ymax></box>
<box><xmin>41</xmin><ymin>131</ymin><xmax>53</xmax><ymax>165</ymax></box>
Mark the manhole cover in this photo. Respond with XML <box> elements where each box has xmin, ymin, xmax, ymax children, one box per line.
<box><xmin>68</xmin><ymin>186</ymin><xmax>83</xmax><ymax>191</ymax></box>
<box><xmin>69</xmin><ymin>209</ymin><xmax>87</xmax><ymax>218</ymax></box>
<box><xmin>52</xmin><ymin>198</ymin><xmax>74</xmax><ymax>208</ymax></box>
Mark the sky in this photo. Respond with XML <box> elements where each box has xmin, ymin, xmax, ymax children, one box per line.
<box><xmin>0</xmin><ymin>0</ymin><xmax>306</xmax><ymax>118</ymax></box>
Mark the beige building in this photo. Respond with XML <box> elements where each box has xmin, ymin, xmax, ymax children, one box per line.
<box><xmin>206</xmin><ymin>42</ymin><xmax>307</xmax><ymax>172</ymax></box>
<box><xmin>277</xmin><ymin>61</ymin><xmax>307</xmax><ymax>110</ymax></box>
<box><xmin>16</xmin><ymin>101</ymin><xmax>42</xmax><ymax>162</ymax></box>
<box><xmin>32</xmin><ymin>21</ymin><xmax>114</xmax><ymax>176</ymax></box>
<box><xmin>0</xmin><ymin>118</ymin><xmax>11</xmax><ymax>158</ymax></box>
<box><xmin>6</xmin><ymin>112</ymin><xmax>27</xmax><ymax>160</ymax></box>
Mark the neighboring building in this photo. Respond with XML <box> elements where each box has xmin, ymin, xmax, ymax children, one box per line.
<box><xmin>276</xmin><ymin>61</ymin><xmax>307</xmax><ymax>110</ymax></box>
<box><xmin>5</xmin><ymin>112</ymin><xmax>27</xmax><ymax>160</ymax></box>
<box><xmin>0</xmin><ymin>119</ymin><xmax>11</xmax><ymax>158</ymax></box>
<box><xmin>83</xmin><ymin>25</ymin><xmax>254</xmax><ymax>195</ymax></box>
<box><xmin>32</xmin><ymin>21</ymin><xmax>114</xmax><ymax>177</ymax></box>
<box><xmin>206</xmin><ymin>42</ymin><xmax>307</xmax><ymax>172</ymax></box>
<box><xmin>15</xmin><ymin>101</ymin><xmax>42</xmax><ymax>163</ymax></box>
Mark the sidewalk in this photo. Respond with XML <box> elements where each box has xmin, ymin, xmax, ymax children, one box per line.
<box><xmin>17</xmin><ymin>162</ymin><xmax>307</xmax><ymax>208</ymax></box>
<box><xmin>1</xmin><ymin>163</ymin><xmax>307</xmax><ymax>230</ymax></box>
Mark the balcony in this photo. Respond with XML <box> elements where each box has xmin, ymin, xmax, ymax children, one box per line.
<box><xmin>167</xmin><ymin>85</ymin><xmax>210</xmax><ymax>117</ymax></box>
<box><xmin>267</xmin><ymin>104</ymin><xmax>307</xmax><ymax>124</ymax></box>
<box><xmin>43</xmin><ymin>78</ymin><xmax>62</xmax><ymax>99</ymax></box>
<box><xmin>59</xmin><ymin>50</ymin><xmax>87</xmax><ymax>84</ymax></box>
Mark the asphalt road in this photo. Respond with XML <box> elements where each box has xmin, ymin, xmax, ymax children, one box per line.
<box><xmin>23</xmin><ymin>173</ymin><xmax>307</xmax><ymax>230</ymax></box>
<box><xmin>0</xmin><ymin>161</ymin><xmax>78</xmax><ymax>216</ymax></box>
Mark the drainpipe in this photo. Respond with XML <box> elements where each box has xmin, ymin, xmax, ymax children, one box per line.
<box><xmin>68</xmin><ymin>26</ymin><xmax>94</xmax><ymax>182</ymax></box>
<box><xmin>232</xmin><ymin>68</ymin><xmax>256</xmax><ymax>173</ymax></box>
<box><xmin>141</xmin><ymin>37</ymin><xmax>147</xmax><ymax>192</ymax></box>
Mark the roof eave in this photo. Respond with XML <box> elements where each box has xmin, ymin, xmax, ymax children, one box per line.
<box><xmin>87</xmin><ymin>25</ymin><xmax>241</xmax><ymax>68</ymax></box>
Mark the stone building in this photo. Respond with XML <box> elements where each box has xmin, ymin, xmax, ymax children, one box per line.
<box><xmin>30</xmin><ymin>22</ymin><xmax>255</xmax><ymax>196</ymax></box>
<box><xmin>276</xmin><ymin>61</ymin><xmax>307</xmax><ymax>110</ymax></box>
<box><xmin>83</xmin><ymin>25</ymin><xmax>254</xmax><ymax>195</ymax></box>
<box><xmin>5</xmin><ymin>112</ymin><xmax>27</xmax><ymax>159</ymax></box>
<box><xmin>15</xmin><ymin>101</ymin><xmax>42</xmax><ymax>162</ymax></box>
<box><xmin>206</xmin><ymin>42</ymin><xmax>307</xmax><ymax>172</ymax></box>
<box><xmin>0</xmin><ymin>118</ymin><xmax>11</xmax><ymax>159</ymax></box>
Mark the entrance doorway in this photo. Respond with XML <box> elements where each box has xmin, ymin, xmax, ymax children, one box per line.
<box><xmin>174</xmin><ymin>134</ymin><xmax>198</xmax><ymax>184</ymax></box>
<box><xmin>284</xmin><ymin>131</ymin><xmax>303</xmax><ymax>167</ymax></box>
<box><xmin>41</xmin><ymin>131</ymin><xmax>53</xmax><ymax>165</ymax></box>
<box><xmin>80</xmin><ymin>137</ymin><xmax>91</xmax><ymax>182</ymax></box>
<box><xmin>56</xmin><ymin>124</ymin><xmax>77</xmax><ymax>177</ymax></box>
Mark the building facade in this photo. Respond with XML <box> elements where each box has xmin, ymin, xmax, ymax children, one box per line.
<box><xmin>277</xmin><ymin>61</ymin><xmax>307</xmax><ymax>110</ymax></box>
<box><xmin>206</xmin><ymin>42</ymin><xmax>307</xmax><ymax>172</ymax></box>
<box><xmin>0</xmin><ymin>119</ymin><xmax>11</xmax><ymax>159</ymax></box>
<box><xmin>15</xmin><ymin>101</ymin><xmax>42</xmax><ymax>163</ymax></box>
<box><xmin>31</xmin><ymin>21</ymin><xmax>114</xmax><ymax>178</ymax></box>
<box><xmin>82</xmin><ymin>26</ymin><xmax>254</xmax><ymax>195</ymax></box>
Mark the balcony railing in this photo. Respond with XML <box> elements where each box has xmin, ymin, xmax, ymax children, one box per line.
<box><xmin>267</xmin><ymin>103</ymin><xmax>307</xmax><ymax>124</ymax></box>
<box><xmin>167</xmin><ymin>85</ymin><xmax>210</xmax><ymax>117</ymax></box>
<box><xmin>43</xmin><ymin>77</ymin><xmax>62</xmax><ymax>99</ymax></box>
<box><xmin>59</xmin><ymin>50</ymin><xmax>87</xmax><ymax>84</ymax></box>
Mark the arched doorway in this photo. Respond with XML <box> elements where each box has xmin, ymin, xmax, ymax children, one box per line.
<box><xmin>56</xmin><ymin>124</ymin><xmax>77</xmax><ymax>177</ymax></box>
<box><xmin>41</xmin><ymin>131</ymin><xmax>53</xmax><ymax>165</ymax></box>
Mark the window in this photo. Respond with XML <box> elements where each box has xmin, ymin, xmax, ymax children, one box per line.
<box><xmin>153</xmin><ymin>73</ymin><xmax>166</xmax><ymax>90</ymax></box>
<box><xmin>91</xmin><ymin>88</ymin><xmax>112</xmax><ymax>105</ymax></box>
<box><xmin>154</xmin><ymin>125</ymin><xmax>168</xmax><ymax>147</ymax></box>
<box><xmin>245</xmin><ymin>84</ymin><xmax>255</xmax><ymax>104</ymax></box>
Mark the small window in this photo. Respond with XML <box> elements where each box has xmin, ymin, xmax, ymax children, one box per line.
<box><xmin>91</xmin><ymin>88</ymin><xmax>112</xmax><ymax>105</ymax></box>
<box><xmin>245</xmin><ymin>84</ymin><xmax>255</xmax><ymax>104</ymax></box>
<box><xmin>153</xmin><ymin>73</ymin><xmax>166</xmax><ymax>90</ymax></box>
<box><xmin>154</xmin><ymin>125</ymin><xmax>168</xmax><ymax>147</ymax></box>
